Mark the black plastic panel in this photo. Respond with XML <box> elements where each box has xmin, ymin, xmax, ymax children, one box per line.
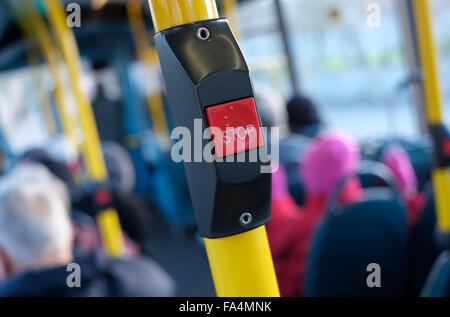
<box><xmin>154</xmin><ymin>19</ymin><xmax>271</xmax><ymax>238</ymax></box>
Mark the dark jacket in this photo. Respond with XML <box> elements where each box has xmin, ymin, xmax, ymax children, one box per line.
<box><xmin>0</xmin><ymin>251</ymin><xmax>175</xmax><ymax>297</ymax></box>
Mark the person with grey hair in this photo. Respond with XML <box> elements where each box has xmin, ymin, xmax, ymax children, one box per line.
<box><xmin>0</xmin><ymin>164</ymin><xmax>73</xmax><ymax>279</ymax></box>
<box><xmin>0</xmin><ymin>163</ymin><xmax>176</xmax><ymax>297</ymax></box>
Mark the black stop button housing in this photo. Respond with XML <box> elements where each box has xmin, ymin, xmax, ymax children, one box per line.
<box><xmin>154</xmin><ymin>19</ymin><xmax>271</xmax><ymax>238</ymax></box>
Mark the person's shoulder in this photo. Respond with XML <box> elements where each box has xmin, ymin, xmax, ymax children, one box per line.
<box><xmin>0</xmin><ymin>265</ymin><xmax>77</xmax><ymax>297</ymax></box>
<box><xmin>106</xmin><ymin>255</ymin><xmax>176</xmax><ymax>297</ymax></box>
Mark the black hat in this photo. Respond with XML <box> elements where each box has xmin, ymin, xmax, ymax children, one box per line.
<box><xmin>287</xmin><ymin>95</ymin><xmax>321</xmax><ymax>132</ymax></box>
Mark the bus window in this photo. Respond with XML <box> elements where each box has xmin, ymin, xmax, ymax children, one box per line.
<box><xmin>238</xmin><ymin>0</ymin><xmax>290</xmax><ymax>97</ymax></box>
<box><xmin>239</xmin><ymin>0</ymin><xmax>421</xmax><ymax>139</ymax></box>
<box><xmin>0</xmin><ymin>67</ymin><xmax>50</xmax><ymax>153</ymax></box>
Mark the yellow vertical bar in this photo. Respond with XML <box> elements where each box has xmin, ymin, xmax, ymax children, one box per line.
<box><xmin>21</xmin><ymin>1</ymin><xmax>79</xmax><ymax>152</ymax></box>
<box><xmin>46</xmin><ymin>0</ymin><xmax>125</xmax><ymax>257</ymax></box>
<box><xmin>432</xmin><ymin>169</ymin><xmax>450</xmax><ymax>231</ymax></box>
<box><xmin>412</xmin><ymin>0</ymin><xmax>443</xmax><ymax>124</ymax></box>
<box><xmin>149</xmin><ymin>0</ymin><xmax>280</xmax><ymax>296</ymax></box>
<box><xmin>205</xmin><ymin>226</ymin><xmax>280</xmax><ymax>297</ymax></box>
<box><xmin>46</xmin><ymin>0</ymin><xmax>107</xmax><ymax>181</ymax></box>
<box><xmin>412</xmin><ymin>0</ymin><xmax>450</xmax><ymax>232</ymax></box>
<box><xmin>96</xmin><ymin>208</ymin><xmax>125</xmax><ymax>257</ymax></box>
<box><xmin>149</xmin><ymin>0</ymin><xmax>219</xmax><ymax>33</ymax></box>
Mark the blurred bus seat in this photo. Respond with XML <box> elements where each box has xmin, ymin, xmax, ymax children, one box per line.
<box><xmin>421</xmin><ymin>251</ymin><xmax>450</xmax><ymax>297</ymax></box>
<box><xmin>289</xmin><ymin>160</ymin><xmax>395</xmax><ymax>208</ymax></box>
<box><xmin>305</xmin><ymin>176</ymin><xmax>408</xmax><ymax>297</ymax></box>
<box><xmin>358</xmin><ymin>160</ymin><xmax>395</xmax><ymax>189</ymax></box>
<box><xmin>360</xmin><ymin>138</ymin><xmax>432</xmax><ymax>190</ymax></box>
<box><xmin>409</xmin><ymin>185</ymin><xmax>441</xmax><ymax>296</ymax></box>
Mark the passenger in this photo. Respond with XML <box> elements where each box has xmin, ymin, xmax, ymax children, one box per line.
<box><xmin>0</xmin><ymin>164</ymin><xmax>175</xmax><ymax>297</ymax></box>
<box><xmin>19</xmin><ymin>144</ymin><xmax>152</xmax><ymax>244</ymax></box>
<box><xmin>381</xmin><ymin>145</ymin><xmax>426</xmax><ymax>227</ymax></box>
<box><xmin>301</xmin><ymin>131</ymin><xmax>363</xmax><ymax>210</ymax></box>
<box><xmin>268</xmin><ymin>131</ymin><xmax>363</xmax><ymax>297</ymax></box>
<box><xmin>19</xmin><ymin>146</ymin><xmax>81</xmax><ymax>200</ymax></box>
<box><xmin>74</xmin><ymin>185</ymin><xmax>152</xmax><ymax>245</ymax></box>
<box><xmin>300</xmin><ymin>131</ymin><xmax>364</xmax><ymax>289</ymax></box>
<box><xmin>279</xmin><ymin>95</ymin><xmax>324</xmax><ymax>205</ymax></box>
<box><xmin>102</xmin><ymin>141</ymin><xmax>137</xmax><ymax>194</ymax></box>
<box><xmin>286</xmin><ymin>95</ymin><xmax>323</xmax><ymax>138</ymax></box>
<box><xmin>280</xmin><ymin>95</ymin><xmax>323</xmax><ymax>163</ymax></box>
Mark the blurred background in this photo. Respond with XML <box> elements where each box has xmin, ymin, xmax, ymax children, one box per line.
<box><xmin>4</xmin><ymin>0</ymin><xmax>450</xmax><ymax>146</ymax></box>
<box><xmin>0</xmin><ymin>0</ymin><xmax>449</xmax><ymax>298</ymax></box>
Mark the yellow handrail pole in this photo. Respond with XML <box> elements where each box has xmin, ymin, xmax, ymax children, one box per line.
<box><xmin>204</xmin><ymin>226</ymin><xmax>280</xmax><ymax>297</ymax></box>
<box><xmin>149</xmin><ymin>0</ymin><xmax>219</xmax><ymax>33</ymax></box>
<box><xmin>149</xmin><ymin>0</ymin><xmax>280</xmax><ymax>297</ymax></box>
<box><xmin>20</xmin><ymin>1</ymin><xmax>79</xmax><ymax>153</ymax></box>
<box><xmin>10</xmin><ymin>6</ymin><xmax>57</xmax><ymax>136</ymax></box>
<box><xmin>127</xmin><ymin>0</ymin><xmax>170</xmax><ymax>150</ymax></box>
<box><xmin>46</xmin><ymin>0</ymin><xmax>125</xmax><ymax>257</ymax></box>
<box><xmin>412</xmin><ymin>0</ymin><xmax>450</xmax><ymax>232</ymax></box>
<box><xmin>25</xmin><ymin>1</ymin><xmax>88</xmax><ymax>185</ymax></box>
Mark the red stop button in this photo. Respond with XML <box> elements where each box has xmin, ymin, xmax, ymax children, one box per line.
<box><xmin>205</xmin><ymin>97</ymin><xmax>265</xmax><ymax>158</ymax></box>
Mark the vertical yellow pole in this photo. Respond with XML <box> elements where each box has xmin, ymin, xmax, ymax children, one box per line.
<box><xmin>204</xmin><ymin>226</ymin><xmax>279</xmax><ymax>297</ymax></box>
<box><xmin>149</xmin><ymin>0</ymin><xmax>280</xmax><ymax>297</ymax></box>
<box><xmin>412</xmin><ymin>0</ymin><xmax>450</xmax><ymax>232</ymax></box>
<box><xmin>10</xmin><ymin>5</ymin><xmax>57</xmax><ymax>136</ymax></box>
<box><xmin>46</xmin><ymin>0</ymin><xmax>125</xmax><ymax>257</ymax></box>
<box><xmin>46</xmin><ymin>0</ymin><xmax>106</xmax><ymax>181</ymax></box>
<box><xmin>149</xmin><ymin>0</ymin><xmax>219</xmax><ymax>33</ymax></box>
<box><xmin>127</xmin><ymin>0</ymin><xmax>170</xmax><ymax>150</ymax></box>
<box><xmin>19</xmin><ymin>0</ymin><xmax>79</xmax><ymax>153</ymax></box>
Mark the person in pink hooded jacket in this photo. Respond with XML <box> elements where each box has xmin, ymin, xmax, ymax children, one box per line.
<box><xmin>381</xmin><ymin>145</ymin><xmax>425</xmax><ymax>227</ymax></box>
<box><xmin>300</xmin><ymin>131</ymin><xmax>364</xmax><ymax>215</ymax></box>
<box><xmin>267</xmin><ymin>131</ymin><xmax>364</xmax><ymax>297</ymax></box>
